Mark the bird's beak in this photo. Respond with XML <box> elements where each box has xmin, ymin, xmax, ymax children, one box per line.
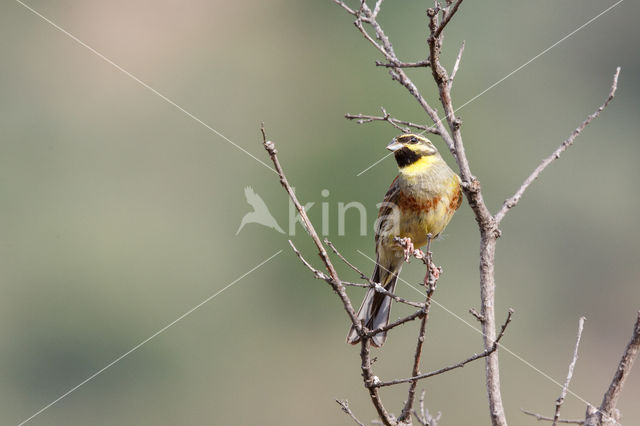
<box><xmin>386</xmin><ymin>139</ymin><xmax>403</xmax><ymax>152</ymax></box>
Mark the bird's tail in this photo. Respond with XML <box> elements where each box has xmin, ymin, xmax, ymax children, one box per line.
<box><xmin>346</xmin><ymin>260</ymin><xmax>400</xmax><ymax>347</ymax></box>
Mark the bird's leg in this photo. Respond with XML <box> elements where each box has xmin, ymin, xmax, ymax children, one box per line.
<box><xmin>395</xmin><ymin>237</ymin><xmax>415</xmax><ymax>262</ymax></box>
<box><xmin>425</xmin><ymin>233</ymin><xmax>433</xmax><ymax>254</ymax></box>
<box><xmin>423</xmin><ymin>234</ymin><xmax>440</xmax><ymax>287</ymax></box>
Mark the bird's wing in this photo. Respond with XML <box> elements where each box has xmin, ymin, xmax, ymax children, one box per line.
<box><xmin>244</xmin><ymin>186</ymin><xmax>270</xmax><ymax>212</ymax></box>
<box><xmin>375</xmin><ymin>176</ymin><xmax>401</xmax><ymax>247</ymax></box>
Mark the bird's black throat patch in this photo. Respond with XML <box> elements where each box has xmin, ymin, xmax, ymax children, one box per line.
<box><xmin>394</xmin><ymin>147</ymin><xmax>422</xmax><ymax>168</ymax></box>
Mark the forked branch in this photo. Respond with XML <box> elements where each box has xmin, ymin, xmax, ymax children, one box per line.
<box><xmin>345</xmin><ymin>109</ymin><xmax>438</xmax><ymax>134</ymax></box>
<box><xmin>261</xmin><ymin>125</ymin><xmax>361</xmax><ymax>331</ymax></box>
<box><xmin>336</xmin><ymin>399</ymin><xmax>366</xmax><ymax>426</ymax></box>
<box><xmin>521</xmin><ymin>409</ymin><xmax>583</xmax><ymax>424</ymax></box>
<box><xmin>374</xmin><ymin>309</ymin><xmax>513</xmax><ymax>388</ymax></box>
<box><xmin>262</xmin><ymin>126</ymin><xmax>396</xmax><ymax>425</ymax></box>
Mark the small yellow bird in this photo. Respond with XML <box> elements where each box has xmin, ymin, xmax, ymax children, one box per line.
<box><xmin>347</xmin><ymin>134</ymin><xmax>462</xmax><ymax>347</ymax></box>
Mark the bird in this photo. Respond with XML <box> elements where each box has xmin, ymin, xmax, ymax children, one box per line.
<box><xmin>236</xmin><ymin>186</ymin><xmax>285</xmax><ymax>235</ymax></box>
<box><xmin>347</xmin><ymin>133</ymin><xmax>462</xmax><ymax>347</ymax></box>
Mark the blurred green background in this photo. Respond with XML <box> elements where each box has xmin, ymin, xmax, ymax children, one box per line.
<box><xmin>1</xmin><ymin>0</ymin><xmax>639</xmax><ymax>424</ymax></box>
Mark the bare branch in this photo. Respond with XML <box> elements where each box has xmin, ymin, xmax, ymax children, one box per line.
<box><xmin>333</xmin><ymin>3</ymin><xmax>623</xmax><ymax>426</ymax></box>
<box><xmin>367</xmin><ymin>307</ymin><xmax>425</xmax><ymax>338</ymax></box>
<box><xmin>353</xmin><ymin>14</ymin><xmax>397</xmax><ymax>63</ymax></box>
<box><xmin>398</xmin><ymin>251</ymin><xmax>439</xmax><ymax>422</ymax></box>
<box><xmin>425</xmin><ymin>5</ymin><xmax>495</xmax><ymax>225</ymax></box>
<box><xmin>553</xmin><ymin>317</ymin><xmax>586</xmax><ymax>426</ymax></box>
<box><xmin>495</xmin><ymin>308</ymin><xmax>514</xmax><ymax>342</ymax></box>
<box><xmin>265</xmin><ymin>125</ymin><xmax>396</xmax><ymax>426</ymax></box>
<box><xmin>586</xmin><ymin>311</ymin><xmax>640</xmax><ymax>425</ymax></box>
<box><xmin>399</xmin><ymin>313</ymin><xmax>428</xmax><ymax>421</ymax></box>
<box><xmin>337</xmin><ymin>1</ymin><xmax>453</xmax><ymax>145</ymax></box>
<box><xmin>434</xmin><ymin>0</ymin><xmax>464</xmax><ymax>39</ymax></box>
<box><xmin>375</xmin><ymin>59</ymin><xmax>431</xmax><ymax>68</ymax></box>
<box><xmin>325</xmin><ymin>239</ymin><xmax>425</xmax><ymax>309</ymax></box>
<box><xmin>448</xmin><ymin>40</ymin><xmax>465</xmax><ymax>88</ymax></box>
<box><xmin>345</xmin><ymin>111</ymin><xmax>439</xmax><ymax>134</ymax></box>
<box><xmin>522</xmin><ymin>409</ymin><xmax>584</xmax><ymax>424</ymax></box>
<box><xmin>372</xmin><ymin>0</ymin><xmax>384</xmax><ymax>18</ymax></box>
<box><xmin>375</xmin><ymin>345</ymin><xmax>491</xmax><ymax>388</ymax></box>
<box><xmin>341</xmin><ymin>281</ymin><xmax>371</xmax><ymax>288</ymax></box>
<box><xmin>469</xmin><ymin>307</ymin><xmax>485</xmax><ymax>323</ymax></box>
<box><xmin>413</xmin><ymin>390</ymin><xmax>442</xmax><ymax>426</ymax></box>
<box><xmin>293</xmin><ymin>239</ymin><xmax>424</xmax><ymax>309</ymax></box>
<box><xmin>360</xmin><ymin>338</ymin><xmax>395</xmax><ymax>425</ymax></box>
<box><xmin>426</xmin><ymin>3</ymin><xmax>506</xmax><ymax>425</ymax></box>
<box><xmin>288</xmin><ymin>240</ymin><xmax>329</xmax><ymax>281</ymax></box>
<box><xmin>414</xmin><ymin>390</ymin><xmax>428</xmax><ymax>426</ymax></box>
<box><xmin>333</xmin><ymin>0</ymin><xmax>357</xmax><ymax>16</ymax></box>
<box><xmin>261</xmin><ymin>126</ymin><xmax>361</xmax><ymax>332</ymax></box>
<box><xmin>325</xmin><ymin>239</ymin><xmax>370</xmax><ymax>280</ymax></box>
<box><xmin>374</xmin><ymin>309</ymin><xmax>513</xmax><ymax>388</ymax></box>
<box><xmin>495</xmin><ymin>67</ymin><xmax>621</xmax><ymax>224</ymax></box>
<box><xmin>336</xmin><ymin>399</ymin><xmax>366</xmax><ymax>426</ymax></box>
<box><xmin>373</xmin><ymin>287</ymin><xmax>424</xmax><ymax>309</ymax></box>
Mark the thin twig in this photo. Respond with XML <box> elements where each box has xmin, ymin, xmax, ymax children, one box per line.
<box><xmin>469</xmin><ymin>307</ymin><xmax>485</xmax><ymax>323</ymax></box>
<box><xmin>448</xmin><ymin>40</ymin><xmax>465</xmax><ymax>88</ymax></box>
<box><xmin>324</xmin><ymin>239</ymin><xmax>425</xmax><ymax>308</ymax></box>
<box><xmin>336</xmin><ymin>399</ymin><xmax>366</xmax><ymax>426</ymax></box>
<box><xmin>374</xmin><ymin>309</ymin><xmax>513</xmax><ymax>388</ymax></box>
<box><xmin>398</xmin><ymin>251</ymin><xmax>438</xmax><ymax>422</ymax></box>
<box><xmin>413</xmin><ymin>390</ymin><xmax>442</xmax><ymax>426</ymax></box>
<box><xmin>360</xmin><ymin>338</ymin><xmax>395</xmax><ymax>425</ymax></box>
<box><xmin>372</xmin><ymin>0</ymin><xmax>384</xmax><ymax>18</ymax></box>
<box><xmin>586</xmin><ymin>311</ymin><xmax>640</xmax><ymax>425</ymax></box>
<box><xmin>333</xmin><ymin>0</ymin><xmax>357</xmax><ymax>16</ymax></box>
<box><xmin>433</xmin><ymin>0</ymin><xmax>464</xmax><ymax>39</ymax></box>
<box><xmin>522</xmin><ymin>409</ymin><xmax>584</xmax><ymax>424</ymax></box>
<box><xmin>375</xmin><ymin>59</ymin><xmax>431</xmax><ymax>68</ymax></box>
<box><xmin>263</xmin><ymin>126</ymin><xmax>396</xmax><ymax>426</ymax></box>
<box><xmin>345</xmin><ymin>111</ymin><xmax>438</xmax><ymax>134</ymax></box>
<box><xmin>367</xmin><ymin>308</ymin><xmax>426</xmax><ymax>339</ymax></box>
<box><xmin>288</xmin><ymin>240</ymin><xmax>329</xmax><ymax>280</ymax></box>
<box><xmin>325</xmin><ymin>239</ymin><xmax>371</xmax><ymax>281</ymax></box>
<box><xmin>262</xmin><ymin>125</ymin><xmax>361</xmax><ymax>330</ymax></box>
<box><xmin>291</xmin><ymin>240</ymin><xmax>423</xmax><ymax>309</ymax></box>
<box><xmin>414</xmin><ymin>390</ymin><xmax>428</xmax><ymax>426</ymax></box>
<box><xmin>495</xmin><ymin>67</ymin><xmax>621</xmax><ymax>224</ymax></box>
<box><xmin>399</xmin><ymin>314</ymin><xmax>428</xmax><ymax>421</ymax></box>
<box><xmin>339</xmin><ymin>1</ymin><xmax>454</xmax><ymax>146</ymax></box>
<box><xmin>553</xmin><ymin>317</ymin><xmax>586</xmax><ymax>426</ymax></box>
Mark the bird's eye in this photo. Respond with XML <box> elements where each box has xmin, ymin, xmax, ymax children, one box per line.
<box><xmin>409</xmin><ymin>137</ymin><xmax>418</xmax><ymax>143</ymax></box>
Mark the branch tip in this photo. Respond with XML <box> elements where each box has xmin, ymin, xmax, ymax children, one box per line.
<box><xmin>496</xmin><ymin>67</ymin><xmax>621</xmax><ymax>224</ymax></box>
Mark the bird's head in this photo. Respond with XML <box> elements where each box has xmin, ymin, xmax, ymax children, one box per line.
<box><xmin>386</xmin><ymin>134</ymin><xmax>439</xmax><ymax>168</ymax></box>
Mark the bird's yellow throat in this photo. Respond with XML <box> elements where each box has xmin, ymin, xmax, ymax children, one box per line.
<box><xmin>398</xmin><ymin>154</ymin><xmax>440</xmax><ymax>176</ymax></box>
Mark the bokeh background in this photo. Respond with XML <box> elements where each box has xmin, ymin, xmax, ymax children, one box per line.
<box><xmin>1</xmin><ymin>0</ymin><xmax>639</xmax><ymax>424</ymax></box>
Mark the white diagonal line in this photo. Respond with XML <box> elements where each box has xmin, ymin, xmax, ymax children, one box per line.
<box><xmin>17</xmin><ymin>249</ymin><xmax>283</xmax><ymax>426</ymax></box>
<box><xmin>453</xmin><ymin>0</ymin><xmax>624</xmax><ymax>114</ymax></box>
<box><xmin>356</xmin><ymin>249</ymin><xmax>622</xmax><ymax>426</ymax></box>
<box><xmin>356</xmin><ymin>152</ymin><xmax>393</xmax><ymax>177</ymax></box>
<box><xmin>15</xmin><ymin>0</ymin><xmax>276</xmax><ymax>175</ymax></box>
<box><xmin>356</xmin><ymin>0</ymin><xmax>625</xmax><ymax>176</ymax></box>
